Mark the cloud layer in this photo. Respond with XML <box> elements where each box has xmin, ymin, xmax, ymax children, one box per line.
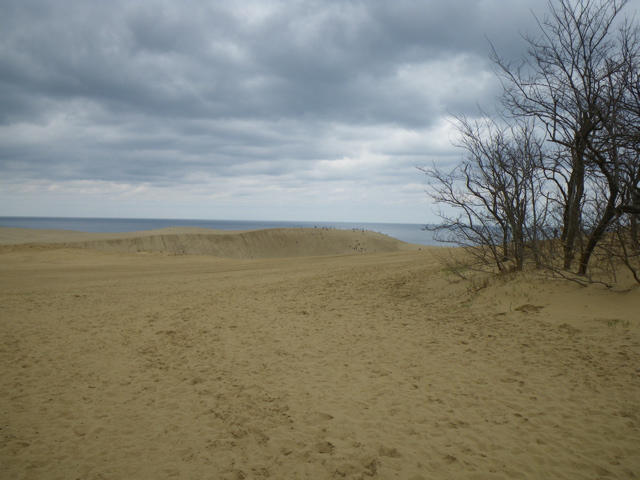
<box><xmin>2</xmin><ymin>0</ymin><xmax>636</xmax><ymax>222</ymax></box>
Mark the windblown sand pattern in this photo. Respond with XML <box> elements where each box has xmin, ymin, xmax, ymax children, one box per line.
<box><xmin>1</xmin><ymin>227</ymin><xmax>639</xmax><ymax>479</ymax></box>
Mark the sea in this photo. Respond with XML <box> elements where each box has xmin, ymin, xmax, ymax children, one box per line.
<box><xmin>0</xmin><ymin>216</ymin><xmax>444</xmax><ymax>246</ymax></box>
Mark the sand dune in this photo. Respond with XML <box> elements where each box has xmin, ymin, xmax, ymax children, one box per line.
<box><xmin>1</xmin><ymin>228</ymin><xmax>639</xmax><ymax>479</ymax></box>
<box><xmin>0</xmin><ymin>227</ymin><xmax>420</xmax><ymax>258</ymax></box>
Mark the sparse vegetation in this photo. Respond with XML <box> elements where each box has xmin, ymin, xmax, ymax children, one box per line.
<box><xmin>421</xmin><ymin>0</ymin><xmax>640</xmax><ymax>286</ymax></box>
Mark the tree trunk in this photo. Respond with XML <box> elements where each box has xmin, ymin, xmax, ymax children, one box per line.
<box><xmin>577</xmin><ymin>190</ymin><xmax>619</xmax><ymax>276</ymax></box>
<box><xmin>631</xmin><ymin>215</ymin><xmax>639</xmax><ymax>252</ymax></box>
<box><xmin>562</xmin><ymin>152</ymin><xmax>585</xmax><ymax>270</ymax></box>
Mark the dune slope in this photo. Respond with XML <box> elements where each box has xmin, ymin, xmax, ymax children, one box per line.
<box><xmin>0</xmin><ymin>227</ymin><xmax>420</xmax><ymax>258</ymax></box>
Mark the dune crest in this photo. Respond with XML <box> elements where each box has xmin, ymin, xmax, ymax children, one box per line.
<box><xmin>0</xmin><ymin>227</ymin><xmax>420</xmax><ymax>258</ymax></box>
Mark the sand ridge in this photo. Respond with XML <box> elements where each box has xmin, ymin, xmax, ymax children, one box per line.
<box><xmin>1</xmin><ymin>229</ymin><xmax>639</xmax><ymax>479</ymax></box>
<box><xmin>0</xmin><ymin>226</ymin><xmax>421</xmax><ymax>258</ymax></box>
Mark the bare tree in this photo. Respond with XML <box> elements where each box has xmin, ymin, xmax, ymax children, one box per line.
<box><xmin>492</xmin><ymin>0</ymin><xmax>635</xmax><ymax>273</ymax></box>
<box><xmin>575</xmin><ymin>12</ymin><xmax>640</xmax><ymax>275</ymax></box>
<box><xmin>420</xmin><ymin>114</ymin><xmax>549</xmax><ymax>273</ymax></box>
<box><xmin>422</xmin><ymin>0</ymin><xmax>640</xmax><ymax>285</ymax></box>
<box><xmin>613</xmin><ymin>16</ymin><xmax>640</xmax><ymax>271</ymax></box>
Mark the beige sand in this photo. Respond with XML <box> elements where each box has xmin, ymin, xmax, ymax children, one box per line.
<box><xmin>1</xmin><ymin>227</ymin><xmax>639</xmax><ymax>479</ymax></box>
<box><xmin>0</xmin><ymin>227</ymin><xmax>421</xmax><ymax>257</ymax></box>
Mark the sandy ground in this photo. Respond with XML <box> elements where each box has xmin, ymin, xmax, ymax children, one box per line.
<box><xmin>1</xmin><ymin>227</ymin><xmax>639</xmax><ymax>479</ymax></box>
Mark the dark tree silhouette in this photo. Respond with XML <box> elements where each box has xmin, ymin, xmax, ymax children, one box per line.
<box><xmin>423</xmin><ymin>0</ymin><xmax>640</xmax><ymax>284</ymax></box>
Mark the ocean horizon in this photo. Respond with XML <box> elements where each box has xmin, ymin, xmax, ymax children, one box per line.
<box><xmin>0</xmin><ymin>216</ymin><xmax>444</xmax><ymax>246</ymax></box>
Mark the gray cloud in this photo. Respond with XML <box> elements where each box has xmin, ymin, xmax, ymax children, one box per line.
<box><xmin>1</xmin><ymin>0</ymin><xmax>638</xmax><ymax>222</ymax></box>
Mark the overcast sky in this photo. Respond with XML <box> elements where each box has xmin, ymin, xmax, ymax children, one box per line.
<box><xmin>1</xmin><ymin>0</ymin><xmax>638</xmax><ymax>224</ymax></box>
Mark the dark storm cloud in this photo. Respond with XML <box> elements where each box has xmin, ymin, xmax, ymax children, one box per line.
<box><xmin>1</xmin><ymin>0</ymin><xmax>536</xmax><ymax>125</ymax></box>
<box><xmin>2</xmin><ymin>0</ymin><xmax>636</xmax><ymax>221</ymax></box>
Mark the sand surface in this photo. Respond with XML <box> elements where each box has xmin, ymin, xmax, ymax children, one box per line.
<box><xmin>0</xmin><ymin>227</ymin><xmax>420</xmax><ymax>258</ymax></box>
<box><xmin>1</xmin><ymin>227</ymin><xmax>639</xmax><ymax>479</ymax></box>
